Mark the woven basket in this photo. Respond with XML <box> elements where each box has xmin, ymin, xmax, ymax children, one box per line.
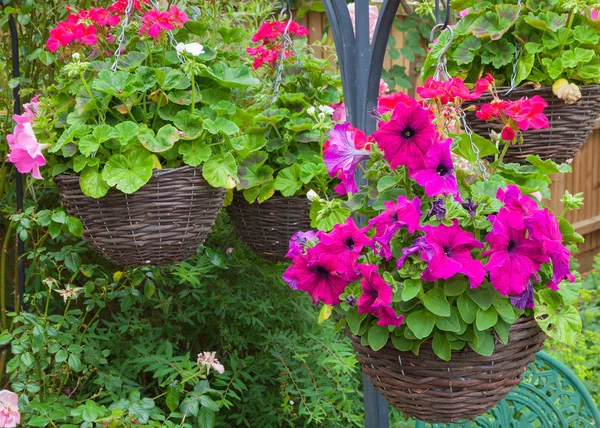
<box><xmin>465</xmin><ymin>85</ymin><xmax>600</xmax><ymax>164</ymax></box>
<box><xmin>227</xmin><ymin>193</ymin><xmax>312</xmax><ymax>262</ymax></box>
<box><xmin>349</xmin><ymin>316</ymin><xmax>545</xmax><ymax>423</ymax></box>
<box><xmin>55</xmin><ymin>166</ymin><xmax>226</xmax><ymax>267</ymax></box>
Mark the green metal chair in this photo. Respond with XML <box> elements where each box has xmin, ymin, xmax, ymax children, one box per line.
<box><xmin>415</xmin><ymin>352</ymin><xmax>600</xmax><ymax>428</ymax></box>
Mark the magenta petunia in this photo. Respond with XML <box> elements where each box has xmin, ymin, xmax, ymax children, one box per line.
<box><xmin>409</xmin><ymin>138</ymin><xmax>461</xmax><ymax>201</ymax></box>
<box><xmin>525</xmin><ymin>209</ymin><xmax>575</xmax><ymax>290</ymax></box>
<box><xmin>396</xmin><ymin>236</ymin><xmax>431</xmax><ymax>270</ymax></box>
<box><xmin>286</xmin><ymin>230</ymin><xmax>318</xmax><ymax>260</ymax></box>
<box><xmin>324</xmin><ymin>123</ymin><xmax>371</xmax><ymax>194</ymax></box>
<box><xmin>496</xmin><ymin>185</ymin><xmax>540</xmax><ymax>230</ymax></box>
<box><xmin>374</xmin><ymin>305</ymin><xmax>404</xmax><ymax>327</ymax></box>
<box><xmin>283</xmin><ymin>248</ymin><xmax>350</xmax><ymax>305</ymax></box>
<box><xmin>373</xmin><ymin>101</ymin><xmax>436</xmax><ymax>169</ymax></box>
<box><xmin>483</xmin><ymin>213</ymin><xmax>550</xmax><ymax>295</ymax></box>
<box><xmin>317</xmin><ymin>217</ymin><xmax>371</xmax><ymax>255</ymax></box>
<box><xmin>420</xmin><ymin>220</ymin><xmax>485</xmax><ymax>288</ymax></box>
<box><xmin>368</xmin><ymin>196</ymin><xmax>422</xmax><ymax>260</ymax></box>
<box><xmin>357</xmin><ymin>264</ymin><xmax>393</xmax><ymax>315</ymax></box>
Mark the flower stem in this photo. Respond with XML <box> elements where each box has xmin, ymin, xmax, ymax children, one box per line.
<box><xmin>1</xmin><ymin>221</ymin><xmax>15</xmax><ymax>332</ymax></box>
<box><xmin>403</xmin><ymin>167</ymin><xmax>412</xmax><ymax>197</ymax></box>
<box><xmin>190</xmin><ymin>60</ymin><xmax>196</xmax><ymax>115</ymax></box>
<box><xmin>557</xmin><ymin>12</ymin><xmax>575</xmax><ymax>56</ymax></box>
<box><xmin>79</xmin><ymin>73</ymin><xmax>105</xmax><ymax>124</ymax></box>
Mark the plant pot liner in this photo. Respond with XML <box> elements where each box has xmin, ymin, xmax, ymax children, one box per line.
<box><xmin>55</xmin><ymin>166</ymin><xmax>226</xmax><ymax>267</ymax></box>
<box><xmin>348</xmin><ymin>316</ymin><xmax>545</xmax><ymax>423</ymax></box>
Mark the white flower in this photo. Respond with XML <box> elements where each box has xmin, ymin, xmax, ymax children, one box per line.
<box><xmin>71</xmin><ymin>53</ymin><xmax>81</xmax><ymax>60</ymax></box>
<box><xmin>289</xmin><ymin>400</ymin><xmax>294</xmax><ymax>405</ymax></box>
<box><xmin>307</xmin><ymin>106</ymin><xmax>316</xmax><ymax>115</ymax></box>
<box><xmin>185</xmin><ymin>42</ymin><xmax>205</xmax><ymax>57</ymax></box>
<box><xmin>306</xmin><ymin>190</ymin><xmax>320</xmax><ymax>202</ymax></box>
<box><xmin>318</xmin><ymin>105</ymin><xmax>335</xmax><ymax>116</ymax></box>
<box><xmin>175</xmin><ymin>43</ymin><xmax>186</xmax><ymax>54</ymax></box>
<box><xmin>318</xmin><ymin>112</ymin><xmax>326</xmax><ymax>119</ymax></box>
<box><xmin>55</xmin><ymin>284</ymin><xmax>82</xmax><ymax>304</ymax></box>
<box><xmin>197</xmin><ymin>351</ymin><xmax>225</xmax><ymax>374</ymax></box>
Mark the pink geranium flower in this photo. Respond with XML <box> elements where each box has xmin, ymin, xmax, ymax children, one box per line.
<box><xmin>357</xmin><ymin>264</ymin><xmax>392</xmax><ymax>314</ymax></box>
<box><xmin>140</xmin><ymin>6</ymin><xmax>187</xmax><ymax>39</ymax></box>
<box><xmin>283</xmin><ymin>248</ymin><xmax>350</xmax><ymax>305</ymax></box>
<box><xmin>0</xmin><ymin>390</ymin><xmax>20</xmax><ymax>428</ymax></box>
<box><xmin>483</xmin><ymin>212</ymin><xmax>550</xmax><ymax>295</ymax></box>
<box><xmin>373</xmin><ymin>101</ymin><xmax>436</xmax><ymax>169</ymax></box>
<box><xmin>368</xmin><ymin>196</ymin><xmax>422</xmax><ymax>260</ymax></box>
<box><xmin>408</xmin><ymin>138</ymin><xmax>461</xmax><ymax>200</ymax></box>
<box><xmin>324</xmin><ymin>123</ymin><xmax>371</xmax><ymax>194</ymax></box>
<box><xmin>420</xmin><ymin>220</ymin><xmax>485</xmax><ymax>288</ymax></box>
<box><xmin>377</xmin><ymin>92</ymin><xmax>415</xmax><ymax>115</ymax></box>
<box><xmin>525</xmin><ymin>209</ymin><xmax>576</xmax><ymax>290</ymax></box>
<box><xmin>504</xmin><ymin>96</ymin><xmax>549</xmax><ymax>131</ymax></box>
<box><xmin>317</xmin><ymin>217</ymin><xmax>371</xmax><ymax>255</ymax></box>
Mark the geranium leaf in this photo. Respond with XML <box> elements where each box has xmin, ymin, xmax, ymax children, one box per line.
<box><xmin>115</xmin><ymin>51</ymin><xmax>147</xmax><ymax>71</ymax></box>
<box><xmin>135</xmin><ymin>66</ymin><xmax>157</xmax><ymax>91</ymax></box>
<box><xmin>515</xmin><ymin>51</ymin><xmax>535</xmax><ymax>85</ymax></box>
<box><xmin>274</xmin><ymin>165</ymin><xmax>302</xmax><ymax>197</ymax></box>
<box><xmin>78</xmin><ymin>135</ymin><xmax>100</xmax><ymax>157</ymax></box>
<box><xmin>573</xmin><ymin>27</ymin><xmax>600</xmax><ymax>45</ymax></box>
<box><xmin>92</xmin><ymin>124</ymin><xmax>113</xmax><ymax>143</ymax></box>
<box><xmin>562</xmin><ymin>48</ymin><xmax>595</xmax><ymax>68</ymax></box>
<box><xmin>50</xmin><ymin>124</ymin><xmax>91</xmax><ymax>154</ymax></box>
<box><xmin>138</xmin><ymin>125</ymin><xmax>180</xmax><ymax>153</ymax></box>
<box><xmin>155</xmin><ymin>67</ymin><xmax>190</xmax><ymax>90</ymax></box>
<box><xmin>470</xmin><ymin>5</ymin><xmax>520</xmax><ymax>40</ymax></box>
<box><xmin>542</xmin><ymin>57</ymin><xmax>563</xmax><ymax>80</ymax></box>
<box><xmin>238</xmin><ymin>153</ymin><xmax>273</xmax><ymax>189</ymax></box>
<box><xmin>534</xmin><ymin>290</ymin><xmax>581</xmax><ymax>346</ymax></box>
<box><xmin>523</xmin><ymin>11</ymin><xmax>566</xmax><ymax>32</ymax></box>
<box><xmin>199</xmin><ymin>63</ymin><xmax>259</xmax><ymax>88</ymax></box>
<box><xmin>451</xmin><ymin>133</ymin><xmax>498</xmax><ymax>164</ymax></box>
<box><xmin>178</xmin><ymin>140</ymin><xmax>211</xmax><ymax>167</ymax></box>
<box><xmin>406</xmin><ymin>310</ymin><xmax>435</xmax><ymax>339</ymax></box>
<box><xmin>102</xmin><ymin>149</ymin><xmax>154</xmax><ymax>194</ymax></box>
<box><xmin>202</xmin><ymin>152</ymin><xmax>238</xmax><ymax>189</ymax></box>
<box><xmin>203</xmin><ymin>117</ymin><xmax>239</xmax><ymax>136</ymax></box>
<box><xmin>481</xmin><ymin>39</ymin><xmax>515</xmax><ymax>68</ymax></box>
<box><xmin>452</xmin><ymin>36</ymin><xmax>481</xmax><ymax>65</ymax></box>
<box><xmin>309</xmin><ymin>198</ymin><xmax>351</xmax><ymax>232</ymax></box>
<box><xmin>80</xmin><ymin>166</ymin><xmax>110</xmax><ymax>198</ymax></box>
<box><xmin>174</xmin><ymin>111</ymin><xmax>204</xmax><ymax>139</ymax></box>
<box><xmin>112</xmin><ymin>121</ymin><xmax>139</xmax><ymax>147</ymax></box>
<box><xmin>218</xmin><ymin>27</ymin><xmax>246</xmax><ymax>43</ymax></box>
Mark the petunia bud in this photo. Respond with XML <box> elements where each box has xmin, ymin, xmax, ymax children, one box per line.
<box><xmin>552</xmin><ymin>79</ymin><xmax>582</xmax><ymax>104</ymax></box>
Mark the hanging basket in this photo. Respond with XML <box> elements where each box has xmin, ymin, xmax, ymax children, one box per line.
<box><xmin>465</xmin><ymin>85</ymin><xmax>600</xmax><ymax>164</ymax></box>
<box><xmin>227</xmin><ymin>193</ymin><xmax>312</xmax><ymax>262</ymax></box>
<box><xmin>55</xmin><ymin>166</ymin><xmax>226</xmax><ymax>267</ymax></box>
<box><xmin>348</xmin><ymin>317</ymin><xmax>545</xmax><ymax>423</ymax></box>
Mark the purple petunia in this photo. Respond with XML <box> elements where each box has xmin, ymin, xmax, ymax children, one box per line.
<box><xmin>286</xmin><ymin>230</ymin><xmax>318</xmax><ymax>260</ymax></box>
<box><xmin>510</xmin><ymin>280</ymin><xmax>535</xmax><ymax>310</ymax></box>
<box><xmin>409</xmin><ymin>138</ymin><xmax>461</xmax><ymax>201</ymax></box>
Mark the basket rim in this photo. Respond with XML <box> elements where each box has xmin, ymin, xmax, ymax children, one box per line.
<box><xmin>55</xmin><ymin>165</ymin><xmax>203</xmax><ymax>183</ymax></box>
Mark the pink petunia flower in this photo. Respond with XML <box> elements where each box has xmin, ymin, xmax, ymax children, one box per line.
<box><xmin>324</xmin><ymin>123</ymin><xmax>371</xmax><ymax>194</ymax></box>
<box><xmin>357</xmin><ymin>264</ymin><xmax>392</xmax><ymax>314</ymax></box>
<box><xmin>420</xmin><ymin>220</ymin><xmax>486</xmax><ymax>288</ymax></box>
<box><xmin>0</xmin><ymin>390</ymin><xmax>20</xmax><ymax>428</ymax></box>
<box><xmin>286</xmin><ymin>230</ymin><xmax>318</xmax><ymax>260</ymax></box>
<box><xmin>317</xmin><ymin>217</ymin><xmax>371</xmax><ymax>255</ymax></box>
<box><xmin>373</xmin><ymin>101</ymin><xmax>436</xmax><ymax>169</ymax></box>
<box><xmin>408</xmin><ymin>138</ymin><xmax>461</xmax><ymax>200</ymax></box>
<box><xmin>368</xmin><ymin>195</ymin><xmax>422</xmax><ymax>260</ymax></box>
<box><xmin>373</xmin><ymin>304</ymin><xmax>404</xmax><ymax>327</ymax></box>
<box><xmin>496</xmin><ymin>185</ymin><xmax>540</xmax><ymax>230</ymax></box>
<box><xmin>330</xmin><ymin>101</ymin><xmax>347</xmax><ymax>122</ymax></box>
<box><xmin>396</xmin><ymin>236</ymin><xmax>431</xmax><ymax>270</ymax></box>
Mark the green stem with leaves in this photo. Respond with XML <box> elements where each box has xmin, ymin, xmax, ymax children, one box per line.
<box><xmin>79</xmin><ymin>73</ymin><xmax>105</xmax><ymax>125</ymax></box>
<box><xmin>557</xmin><ymin>12</ymin><xmax>576</xmax><ymax>57</ymax></box>
<box><xmin>1</xmin><ymin>221</ymin><xmax>15</xmax><ymax>332</ymax></box>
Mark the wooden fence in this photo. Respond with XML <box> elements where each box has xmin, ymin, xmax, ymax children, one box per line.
<box><xmin>297</xmin><ymin>7</ymin><xmax>600</xmax><ymax>271</ymax></box>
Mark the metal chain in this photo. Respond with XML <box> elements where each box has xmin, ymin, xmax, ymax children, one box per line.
<box><xmin>111</xmin><ymin>0</ymin><xmax>135</xmax><ymax>72</ymax></box>
<box><xmin>504</xmin><ymin>0</ymin><xmax>523</xmax><ymax>95</ymax></box>
<box><xmin>460</xmin><ymin>110</ymin><xmax>488</xmax><ymax>178</ymax></box>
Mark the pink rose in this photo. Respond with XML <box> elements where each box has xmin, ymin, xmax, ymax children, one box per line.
<box><xmin>0</xmin><ymin>390</ymin><xmax>20</xmax><ymax>428</ymax></box>
<box><xmin>347</xmin><ymin>3</ymin><xmax>379</xmax><ymax>42</ymax></box>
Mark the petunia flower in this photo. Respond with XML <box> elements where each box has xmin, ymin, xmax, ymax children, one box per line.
<box><xmin>369</xmin><ymin>195</ymin><xmax>422</xmax><ymax>260</ymax></box>
<box><xmin>461</xmin><ymin>198</ymin><xmax>479</xmax><ymax>218</ymax></box>
<box><xmin>374</xmin><ymin>305</ymin><xmax>404</xmax><ymax>327</ymax></box>
<box><xmin>483</xmin><ymin>213</ymin><xmax>550</xmax><ymax>295</ymax></box>
<box><xmin>510</xmin><ymin>280</ymin><xmax>535</xmax><ymax>310</ymax></box>
<box><xmin>286</xmin><ymin>230</ymin><xmax>318</xmax><ymax>260</ymax></box>
<box><xmin>317</xmin><ymin>217</ymin><xmax>371</xmax><ymax>255</ymax></box>
<box><xmin>524</xmin><ymin>209</ymin><xmax>576</xmax><ymax>290</ymax></box>
<box><xmin>428</xmin><ymin>198</ymin><xmax>446</xmax><ymax>221</ymax></box>
<box><xmin>408</xmin><ymin>138</ymin><xmax>461</xmax><ymax>200</ymax></box>
<box><xmin>283</xmin><ymin>248</ymin><xmax>350</xmax><ymax>305</ymax></box>
<box><xmin>324</xmin><ymin>123</ymin><xmax>371</xmax><ymax>194</ymax></box>
<box><xmin>373</xmin><ymin>101</ymin><xmax>436</xmax><ymax>169</ymax></box>
<box><xmin>356</xmin><ymin>264</ymin><xmax>392</xmax><ymax>314</ymax></box>
<box><xmin>496</xmin><ymin>185</ymin><xmax>540</xmax><ymax>230</ymax></box>
<box><xmin>0</xmin><ymin>390</ymin><xmax>20</xmax><ymax>428</ymax></box>
<box><xmin>420</xmin><ymin>220</ymin><xmax>486</xmax><ymax>288</ymax></box>
<box><xmin>396</xmin><ymin>236</ymin><xmax>431</xmax><ymax>270</ymax></box>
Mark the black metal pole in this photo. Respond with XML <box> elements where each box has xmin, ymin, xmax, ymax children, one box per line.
<box><xmin>8</xmin><ymin>14</ymin><xmax>26</xmax><ymax>310</ymax></box>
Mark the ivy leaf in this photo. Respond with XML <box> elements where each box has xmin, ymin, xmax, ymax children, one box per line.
<box><xmin>102</xmin><ymin>149</ymin><xmax>154</xmax><ymax>194</ymax></box>
<box><xmin>202</xmin><ymin>152</ymin><xmax>238</xmax><ymax>189</ymax></box>
<box><xmin>562</xmin><ymin>48</ymin><xmax>595</xmax><ymax>68</ymax></box>
<box><xmin>203</xmin><ymin>117</ymin><xmax>240</xmax><ymax>136</ymax></box>
<box><xmin>423</xmin><ymin>288</ymin><xmax>451</xmax><ymax>317</ymax></box>
<box><xmin>138</xmin><ymin>125</ymin><xmax>181</xmax><ymax>153</ymax></box>
<box><xmin>432</xmin><ymin>331</ymin><xmax>451</xmax><ymax>361</ymax></box>
<box><xmin>174</xmin><ymin>111</ymin><xmax>204</xmax><ymax>139</ymax></box>
<box><xmin>80</xmin><ymin>166</ymin><xmax>110</xmax><ymax>198</ymax></box>
<box><xmin>470</xmin><ymin>5</ymin><xmax>520</xmax><ymax>40</ymax></box>
<box><xmin>406</xmin><ymin>310</ymin><xmax>435</xmax><ymax>339</ymax></box>
<box><xmin>178</xmin><ymin>140</ymin><xmax>211</xmax><ymax>167</ymax></box>
<box><xmin>367</xmin><ymin>325</ymin><xmax>389</xmax><ymax>351</ymax></box>
<box><xmin>274</xmin><ymin>165</ymin><xmax>302</xmax><ymax>197</ymax></box>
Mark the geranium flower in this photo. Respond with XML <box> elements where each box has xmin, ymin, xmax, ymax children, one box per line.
<box><xmin>88</xmin><ymin>8</ymin><xmax>121</xmax><ymax>26</ymax></box>
<box><xmin>417</xmin><ymin>76</ymin><xmax>491</xmax><ymax>104</ymax></box>
<box><xmin>283</xmin><ymin>248</ymin><xmax>350</xmax><ymax>305</ymax></box>
<box><xmin>286</xmin><ymin>230</ymin><xmax>317</xmax><ymax>259</ymax></box>
<box><xmin>357</xmin><ymin>264</ymin><xmax>392</xmax><ymax>314</ymax></box>
<box><xmin>368</xmin><ymin>195</ymin><xmax>422</xmax><ymax>259</ymax></box>
<box><xmin>379</xmin><ymin>79</ymin><xmax>390</xmax><ymax>96</ymax></box>
<box><xmin>373</xmin><ymin>101</ymin><xmax>436</xmax><ymax>169</ymax></box>
<box><xmin>496</xmin><ymin>185</ymin><xmax>540</xmax><ymax>230</ymax></box>
<box><xmin>408</xmin><ymin>138</ymin><xmax>461</xmax><ymax>200</ymax></box>
<box><xmin>483</xmin><ymin>213</ymin><xmax>550</xmax><ymax>295</ymax></box>
<box><xmin>374</xmin><ymin>305</ymin><xmax>404</xmax><ymax>327</ymax></box>
<box><xmin>140</xmin><ymin>6</ymin><xmax>187</xmax><ymax>39</ymax></box>
<box><xmin>317</xmin><ymin>218</ymin><xmax>371</xmax><ymax>255</ymax></box>
<box><xmin>324</xmin><ymin>123</ymin><xmax>371</xmax><ymax>194</ymax></box>
<box><xmin>510</xmin><ymin>280</ymin><xmax>535</xmax><ymax>310</ymax></box>
<box><xmin>504</xmin><ymin>96</ymin><xmax>549</xmax><ymax>131</ymax></box>
<box><xmin>476</xmin><ymin>100</ymin><xmax>510</xmax><ymax>121</ymax></box>
<box><xmin>420</xmin><ymin>220</ymin><xmax>486</xmax><ymax>288</ymax></box>
<box><xmin>110</xmin><ymin>0</ymin><xmax>144</xmax><ymax>13</ymax></box>
<box><xmin>377</xmin><ymin>92</ymin><xmax>415</xmax><ymax>115</ymax></box>
<box><xmin>0</xmin><ymin>390</ymin><xmax>20</xmax><ymax>428</ymax></box>
<box><xmin>331</xmin><ymin>101</ymin><xmax>346</xmax><ymax>122</ymax></box>
<box><xmin>525</xmin><ymin>209</ymin><xmax>576</xmax><ymax>290</ymax></box>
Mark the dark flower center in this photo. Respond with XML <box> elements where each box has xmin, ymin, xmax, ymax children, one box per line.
<box><xmin>401</xmin><ymin>127</ymin><xmax>415</xmax><ymax>139</ymax></box>
<box><xmin>345</xmin><ymin>237</ymin><xmax>355</xmax><ymax>251</ymax></box>
<box><xmin>368</xmin><ymin>288</ymin><xmax>378</xmax><ymax>296</ymax></box>
<box><xmin>507</xmin><ymin>239</ymin><xmax>518</xmax><ymax>252</ymax></box>
<box><xmin>314</xmin><ymin>265</ymin><xmax>330</xmax><ymax>279</ymax></box>
<box><xmin>436</xmin><ymin>163</ymin><xmax>450</xmax><ymax>176</ymax></box>
<box><xmin>443</xmin><ymin>245</ymin><xmax>452</xmax><ymax>257</ymax></box>
<box><xmin>391</xmin><ymin>213</ymin><xmax>399</xmax><ymax>221</ymax></box>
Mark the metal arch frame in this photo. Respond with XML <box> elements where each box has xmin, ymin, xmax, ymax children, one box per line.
<box><xmin>321</xmin><ymin>1</ymin><xmax>402</xmax><ymax>426</ymax></box>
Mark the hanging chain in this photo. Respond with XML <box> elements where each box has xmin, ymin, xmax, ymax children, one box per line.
<box><xmin>460</xmin><ymin>110</ymin><xmax>488</xmax><ymax>178</ymax></box>
<box><xmin>504</xmin><ymin>0</ymin><xmax>523</xmax><ymax>95</ymax></box>
<box><xmin>111</xmin><ymin>0</ymin><xmax>135</xmax><ymax>72</ymax></box>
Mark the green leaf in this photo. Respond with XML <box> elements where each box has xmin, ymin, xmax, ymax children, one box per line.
<box><xmin>198</xmin><ymin>407</ymin><xmax>216</xmax><ymax>428</ymax></box>
<box><xmin>481</xmin><ymin>39</ymin><xmax>515</xmax><ymax>69</ymax></box>
<box><xmin>476</xmin><ymin>307</ymin><xmax>498</xmax><ymax>331</ymax></box>
<box><xmin>524</xmin><ymin>11</ymin><xmax>566</xmax><ymax>32</ymax></box>
<box><xmin>457</xmin><ymin>293</ymin><xmax>478</xmax><ymax>324</ymax></box>
<box><xmin>116</xmin><ymin>51</ymin><xmax>148</xmax><ymax>71</ymax></box>
<box><xmin>535</xmin><ymin>289</ymin><xmax>582</xmax><ymax>345</ymax></box>
<box><xmin>50</xmin><ymin>124</ymin><xmax>91</xmax><ymax>154</ymax></box>
<box><xmin>443</xmin><ymin>278</ymin><xmax>468</xmax><ymax>296</ymax></box>
<box><xmin>274</xmin><ymin>165</ymin><xmax>302</xmax><ymax>197</ymax></box>
<box><xmin>318</xmin><ymin>305</ymin><xmax>333</xmax><ymax>324</ymax></box>
<box><xmin>199</xmin><ymin>63</ymin><xmax>260</xmax><ymax>88</ymax></box>
<box><xmin>402</xmin><ymin>279</ymin><xmax>421</xmax><ymax>301</ymax></box>
<box><xmin>203</xmin><ymin>117</ymin><xmax>240</xmax><ymax>136</ymax></box>
<box><xmin>174</xmin><ymin>111</ymin><xmax>203</xmax><ymax>139</ymax></box>
<box><xmin>78</xmin><ymin>135</ymin><xmax>99</xmax><ymax>157</ymax></box>
<box><xmin>166</xmin><ymin>382</ymin><xmax>180</xmax><ymax>412</ymax></box>
<box><xmin>451</xmin><ymin>133</ymin><xmax>498</xmax><ymax>165</ymax></box>
<box><xmin>493</xmin><ymin>298</ymin><xmax>518</xmax><ymax>323</ymax></box>
<box><xmin>309</xmin><ymin>198</ymin><xmax>351</xmax><ymax>232</ymax></box>
<box><xmin>112</xmin><ymin>121</ymin><xmax>138</xmax><ymax>147</ymax></box>
<box><xmin>155</xmin><ymin>67</ymin><xmax>190</xmax><ymax>91</ymax></box>
<box><xmin>377</xmin><ymin>175</ymin><xmax>399</xmax><ymax>192</ymax></box>
<box><xmin>243</xmin><ymin>180</ymin><xmax>275</xmax><ymax>203</ymax></box>
<box><xmin>469</xmin><ymin>329</ymin><xmax>495</xmax><ymax>356</ymax></box>
<box><xmin>391</xmin><ymin>333</ymin><xmax>413</xmax><ymax>351</ymax></box>
<box><xmin>218</xmin><ymin>27</ymin><xmax>246</xmax><ymax>43</ymax></box>
<box><xmin>92</xmin><ymin>70</ymin><xmax>138</xmax><ymax>97</ymax></box>
<box><xmin>562</xmin><ymin>48</ymin><xmax>595</xmax><ymax>68</ymax></box>
<box><xmin>102</xmin><ymin>149</ymin><xmax>154</xmax><ymax>194</ymax></box>
<box><xmin>178</xmin><ymin>140</ymin><xmax>211</xmax><ymax>167</ymax></box>
<box><xmin>68</xmin><ymin>353</ymin><xmax>82</xmax><ymax>371</ymax></box>
<box><xmin>573</xmin><ymin>27</ymin><xmax>600</xmax><ymax>45</ymax></box>
<box><xmin>435</xmin><ymin>308</ymin><xmax>462</xmax><ymax>333</ymax></box>
<box><xmin>202</xmin><ymin>152</ymin><xmax>238</xmax><ymax>189</ymax></box>
<box><xmin>406</xmin><ymin>310</ymin><xmax>435</xmax><ymax>339</ymax></box>
<box><xmin>515</xmin><ymin>51</ymin><xmax>535</xmax><ymax>86</ymax></box>
<box><xmin>423</xmin><ymin>288</ymin><xmax>451</xmax><ymax>317</ymax></box>
<box><xmin>467</xmin><ymin>285</ymin><xmax>497</xmax><ymax>310</ymax></box>
<box><xmin>432</xmin><ymin>331</ymin><xmax>451</xmax><ymax>361</ymax></box>
<box><xmin>347</xmin><ymin>310</ymin><xmax>367</xmax><ymax>335</ymax></box>
<box><xmin>367</xmin><ymin>325</ymin><xmax>389</xmax><ymax>351</ymax></box>
<box><xmin>494</xmin><ymin>319</ymin><xmax>511</xmax><ymax>344</ymax></box>
<box><xmin>66</xmin><ymin>217</ymin><xmax>84</xmax><ymax>237</ymax></box>
<box><xmin>92</xmin><ymin>124</ymin><xmax>113</xmax><ymax>143</ymax></box>
<box><xmin>80</xmin><ymin>166</ymin><xmax>110</xmax><ymax>198</ymax></box>
<box><xmin>300</xmin><ymin>162</ymin><xmax>327</xmax><ymax>185</ymax></box>
<box><xmin>470</xmin><ymin>5</ymin><xmax>520</xmax><ymax>40</ymax></box>
<box><xmin>55</xmin><ymin>350</ymin><xmax>68</xmax><ymax>363</ymax></box>
<box><xmin>452</xmin><ymin>36</ymin><xmax>481</xmax><ymax>65</ymax></box>
<box><xmin>138</xmin><ymin>124</ymin><xmax>181</xmax><ymax>153</ymax></box>
<box><xmin>238</xmin><ymin>153</ymin><xmax>273</xmax><ymax>189</ymax></box>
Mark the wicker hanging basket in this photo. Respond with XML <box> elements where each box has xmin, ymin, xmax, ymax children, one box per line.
<box><xmin>55</xmin><ymin>166</ymin><xmax>226</xmax><ymax>267</ymax></box>
<box><xmin>349</xmin><ymin>316</ymin><xmax>545</xmax><ymax>423</ymax></box>
<box><xmin>465</xmin><ymin>85</ymin><xmax>600</xmax><ymax>164</ymax></box>
<box><xmin>227</xmin><ymin>193</ymin><xmax>312</xmax><ymax>262</ymax></box>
